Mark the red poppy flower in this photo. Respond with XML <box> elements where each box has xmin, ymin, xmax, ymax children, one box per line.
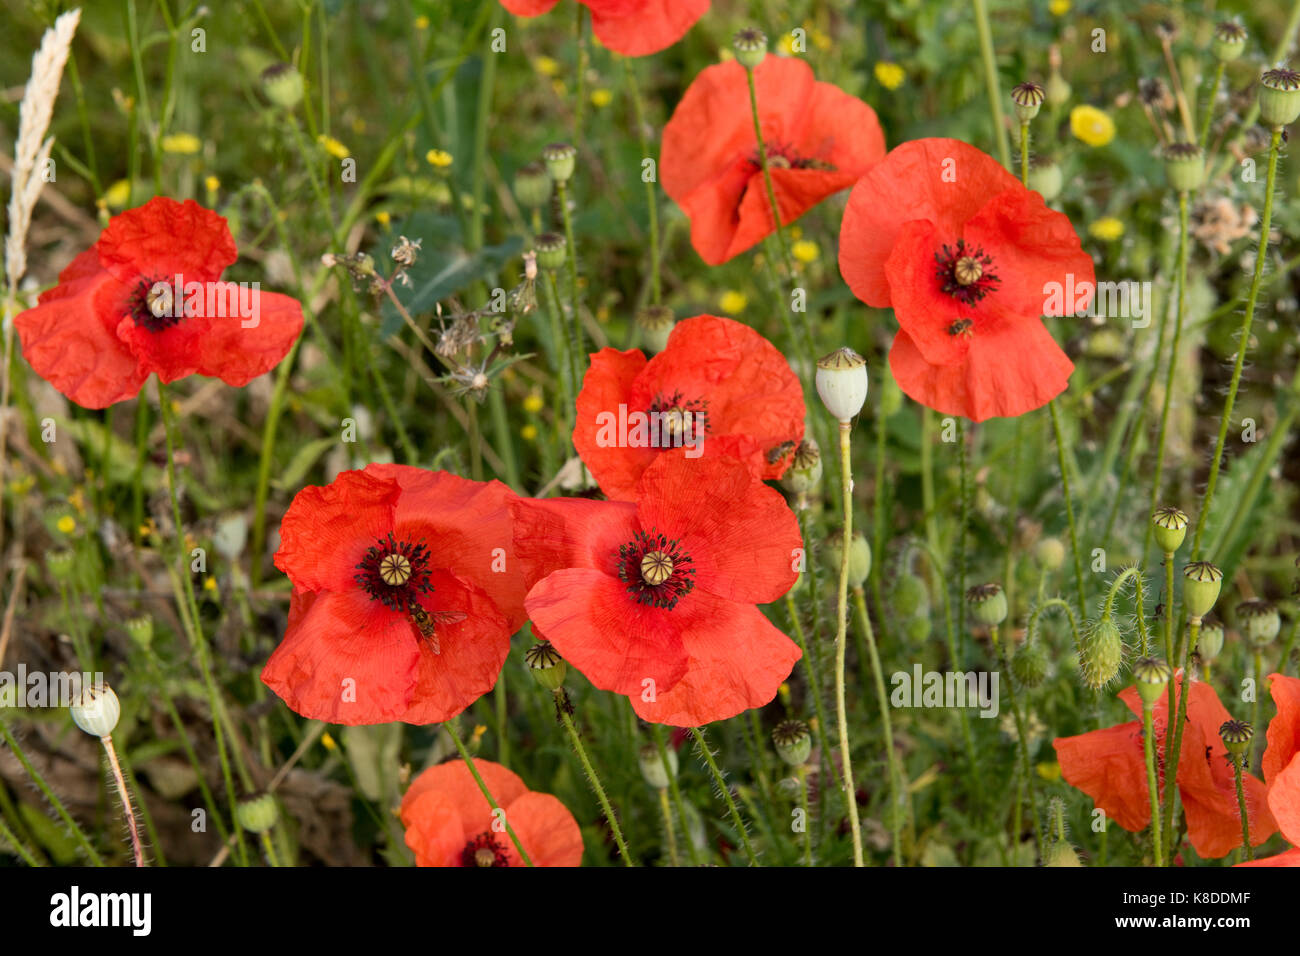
<box><xmin>1053</xmin><ymin>674</ymin><xmax>1276</xmax><ymax>859</ymax></box>
<box><xmin>574</xmin><ymin>314</ymin><xmax>805</xmax><ymax>501</ymax></box>
<box><xmin>497</xmin><ymin>0</ymin><xmax>707</xmax><ymax>57</ymax></box>
<box><xmin>400</xmin><ymin>758</ymin><xmax>583</xmax><ymax>867</ymax></box>
<box><xmin>263</xmin><ymin>464</ymin><xmax>538</xmax><ymax>725</ymax></box>
<box><xmin>661</xmin><ymin>55</ymin><xmax>885</xmax><ymax>265</ymax></box>
<box><xmin>14</xmin><ymin>196</ymin><xmax>303</xmax><ymax>409</ymax></box>
<box><xmin>512</xmin><ymin>454</ymin><xmax>801</xmax><ymax>726</ymax></box>
<box><xmin>1238</xmin><ymin>673</ymin><xmax>1300</xmax><ymax>866</ymax></box>
<box><xmin>838</xmin><ymin>138</ymin><xmax>1094</xmax><ymax>421</ymax></box>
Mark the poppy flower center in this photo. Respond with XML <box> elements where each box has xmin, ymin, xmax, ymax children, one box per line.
<box><xmin>749</xmin><ymin>142</ymin><xmax>836</xmax><ymax>173</ymax></box>
<box><xmin>647</xmin><ymin>391</ymin><xmax>709</xmax><ymax>447</ymax></box>
<box><xmin>616</xmin><ymin>529</ymin><xmax>696</xmax><ymax>609</ymax></box>
<box><xmin>460</xmin><ymin>832</ymin><xmax>510</xmax><ymax>867</ymax></box>
<box><xmin>354</xmin><ymin>533</ymin><xmax>434</xmax><ymax>612</ymax></box>
<box><xmin>127</xmin><ymin>275</ymin><xmax>183</xmax><ymax>333</ymax></box>
<box><xmin>934</xmin><ymin>240</ymin><xmax>999</xmax><ymax>306</ymax></box>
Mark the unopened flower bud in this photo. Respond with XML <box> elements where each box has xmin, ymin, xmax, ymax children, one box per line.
<box><xmin>513</xmin><ymin>160</ymin><xmax>552</xmax><ymax>209</ymax></box>
<box><xmin>815</xmin><ymin>347</ymin><xmax>868</xmax><ymax>422</ymax></box>
<box><xmin>1132</xmin><ymin>656</ymin><xmax>1171</xmax><ymax>708</ymax></box>
<box><xmin>1236</xmin><ymin>600</ymin><xmax>1281</xmax><ymax>647</ymax></box>
<box><xmin>635</xmin><ymin>305</ymin><xmax>675</xmax><ymax>353</ymax></box>
<box><xmin>732</xmin><ymin>27</ymin><xmax>767</xmax><ymax>70</ymax></box>
<box><xmin>1079</xmin><ymin>617</ymin><xmax>1125</xmax><ymax>690</ymax></box>
<box><xmin>47</xmin><ymin>549</ymin><xmax>75</xmax><ymax>583</ymax></box>
<box><xmin>966</xmin><ymin>583</ymin><xmax>1007</xmax><ymax>627</ymax></box>
<box><xmin>1044</xmin><ymin>840</ymin><xmax>1084</xmax><ymax>867</ymax></box>
<box><xmin>892</xmin><ymin>572</ymin><xmax>929</xmax><ymax>620</ymax></box>
<box><xmin>1183</xmin><ymin>561</ymin><xmax>1223</xmax><ymax>620</ymax></box>
<box><xmin>1219</xmin><ymin>719</ymin><xmax>1253</xmax><ymax>756</ymax></box>
<box><xmin>1011</xmin><ymin>82</ymin><xmax>1045</xmax><ymax>123</ymax></box>
<box><xmin>1152</xmin><ymin>506</ymin><xmax>1189</xmax><ymax>553</ymax></box>
<box><xmin>1162</xmin><ymin>142</ymin><xmax>1205</xmax><ymax>193</ymax></box>
<box><xmin>771</xmin><ymin>719</ymin><xmax>812</xmax><ymax>766</ymax></box>
<box><xmin>1212</xmin><ymin>22</ymin><xmax>1247</xmax><ymax>62</ymax></box>
<box><xmin>542</xmin><ymin>142</ymin><xmax>577</xmax><ymax>184</ymax></box>
<box><xmin>638</xmin><ymin>743</ymin><xmax>677</xmax><ymax>789</ymax></box>
<box><xmin>1027</xmin><ymin>159</ymin><xmax>1063</xmax><ymax>201</ymax></box>
<box><xmin>825</xmin><ymin>530</ymin><xmax>871</xmax><ymax>587</ymax></box>
<box><xmin>1012</xmin><ymin>641</ymin><xmax>1051</xmax><ymax>688</ymax></box>
<box><xmin>1045</xmin><ymin>71</ymin><xmax>1071</xmax><ymax>108</ymax></box>
<box><xmin>70</xmin><ymin>682</ymin><xmax>120</xmax><ymax>737</ymax></box>
<box><xmin>125</xmin><ymin>615</ymin><xmax>154</xmax><ymax>650</ymax></box>
<box><xmin>1035</xmin><ymin>536</ymin><xmax>1066</xmax><ymax>571</ymax></box>
<box><xmin>535</xmin><ymin>232</ymin><xmax>567</xmax><ymax>271</ymax></box>
<box><xmin>524</xmin><ymin>641</ymin><xmax>567</xmax><ymax>691</ymax></box>
<box><xmin>1259</xmin><ymin>68</ymin><xmax>1300</xmax><ymax>128</ymax></box>
<box><xmin>237</xmin><ymin>792</ymin><xmax>280</xmax><ymax>833</ymax></box>
<box><xmin>260</xmin><ymin>62</ymin><xmax>305</xmax><ymax>110</ymax></box>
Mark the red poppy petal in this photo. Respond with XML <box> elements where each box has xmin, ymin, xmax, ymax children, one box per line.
<box><xmin>273</xmin><ymin>469</ymin><xmax>400</xmax><ymax>592</ymax></box>
<box><xmin>1267</xmin><ymin>752</ymin><xmax>1300</xmax><ymax>847</ymax></box>
<box><xmin>502</xmin><ymin>791</ymin><xmax>584</xmax><ymax>866</ymax></box>
<box><xmin>1263</xmin><ymin>673</ymin><xmax>1300</xmax><ymax>786</ymax></box>
<box><xmin>1053</xmin><ymin>721</ymin><xmax>1151</xmax><ymax>833</ymax></box>
<box><xmin>195</xmin><ymin>286</ymin><xmax>303</xmax><ymax>386</ymax></box>
<box><xmin>573</xmin><ymin>346</ymin><xmax>655</xmax><ymax>501</ymax></box>
<box><xmin>498</xmin><ymin>0</ymin><xmax>560</xmax><ymax>13</ymax></box>
<box><xmin>839</xmin><ymin>138</ymin><xmax>1018</xmax><ymax>308</ymax></box>
<box><xmin>1175</xmin><ymin>708</ymin><xmax>1276</xmax><ymax>859</ymax></box>
<box><xmin>260</xmin><ymin>588</ymin><xmax>420</xmax><ymax>724</ymax></box>
<box><xmin>635</xmin><ymin>454</ymin><xmax>800</xmax><ymax>604</ymax></box>
<box><xmin>401</xmin><ymin>758</ymin><xmax>528</xmax><ymax>825</ymax></box>
<box><xmin>115</xmin><ymin>311</ymin><xmax>207</xmax><ymax>385</ymax></box>
<box><xmin>586</xmin><ymin>0</ymin><xmax>707</xmax><ymax>57</ymax></box>
<box><xmin>95</xmin><ymin>197</ymin><xmax>237</xmax><ymax>285</ymax></box>
<box><xmin>631</xmin><ymin>595</ymin><xmax>800</xmax><ymax>726</ymax></box>
<box><xmin>525</xmin><ymin>568</ymin><xmax>689</xmax><ymax>696</ymax></box>
<box><xmin>1235</xmin><ymin>846</ymin><xmax>1300</xmax><ymax>866</ymax></box>
<box><xmin>400</xmin><ymin>791</ymin><xmax>466</xmax><ymax>867</ymax></box>
<box><xmin>882</xmin><ymin>220</ymin><xmax>968</xmax><ymax>366</ymax></box>
<box><xmin>510</xmin><ymin>495</ymin><xmax>640</xmax><ymax>587</ymax></box>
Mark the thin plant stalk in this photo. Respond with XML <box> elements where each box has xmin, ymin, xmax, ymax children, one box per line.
<box><xmin>555</xmin><ymin>699</ymin><xmax>633</xmax><ymax>867</ymax></box>
<box><xmin>971</xmin><ymin>0</ymin><xmax>1011</xmax><ymax>168</ymax></box>
<box><xmin>688</xmin><ymin>726</ymin><xmax>758</xmax><ymax>866</ymax></box>
<box><xmin>100</xmin><ymin>734</ymin><xmax>144</xmax><ymax>867</ymax></box>
<box><xmin>443</xmin><ymin>720</ymin><xmax>534</xmax><ymax>866</ymax></box>
<box><xmin>1049</xmin><ymin>399</ymin><xmax>1087</xmax><ymax>612</ymax></box>
<box><xmin>1142</xmin><ymin>704</ymin><xmax>1164</xmax><ymax>866</ymax></box>
<box><xmin>1232</xmin><ymin>754</ymin><xmax>1254</xmax><ymax>861</ymax></box>
<box><xmin>1161</xmin><ymin>620</ymin><xmax>1200</xmax><ymax>857</ymax></box>
<box><xmin>853</xmin><ymin>586</ymin><xmax>904</xmax><ymax>866</ymax></box>
<box><xmin>834</xmin><ymin>420</ymin><xmax>865</xmax><ymax>866</ymax></box>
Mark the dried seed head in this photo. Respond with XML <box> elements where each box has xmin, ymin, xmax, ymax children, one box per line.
<box><xmin>771</xmin><ymin>719</ymin><xmax>813</xmax><ymax>766</ymax></box>
<box><xmin>1151</xmin><ymin>506</ymin><xmax>1190</xmax><ymax>552</ymax></box>
<box><xmin>1011</xmin><ymin>82</ymin><xmax>1045</xmax><ymax>123</ymax></box>
<box><xmin>732</xmin><ymin>27</ymin><xmax>768</xmax><ymax>69</ymax></box>
<box><xmin>1219</xmin><ymin>719</ymin><xmax>1253</xmax><ymax>756</ymax></box>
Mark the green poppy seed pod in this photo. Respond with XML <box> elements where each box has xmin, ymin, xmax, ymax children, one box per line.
<box><xmin>535</xmin><ymin>232</ymin><xmax>567</xmax><ymax>272</ymax></box>
<box><xmin>1212</xmin><ymin>22</ymin><xmax>1247</xmax><ymax>62</ymax></box>
<box><xmin>542</xmin><ymin>142</ymin><xmax>577</xmax><ymax>184</ymax></box>
<box><xmin>1259</xmin><ymin>68</ymin><xmax>1300</xmax><ymax>128</ymax></box>
<box><xmin>1132</xmin><ymin>656</ymin><xmax>1172</xmax><ymax>708</ymax></box>
<box><xmin>46</xmin><ymin>548</ymin><xmax>74</xmax><ymax>583</ymax></box>
<box><xmin>780</xmin><ymin>439</ymin><xmax>823</xmax><ymax>495</ymax></box>
<box><xmin>1044</xmin><ymin>840</ymin><xmax>1084</xmax><ymax>867</ymax></box>
<box><xmin>524</xmin><ymin>641</ymin><xmax>567</xmax><ymax>692</ymax></box>
<box><xmin>905</xmin><ymin>614</ymin><xmax>931</xmax><ymax>643</ymax></box>
<box><xmin>1027</xmin><ymin>160</ymin><xmax>1063</xmax><ymax>201</ymax></box>
<box><xmin>513</xmin><ymin>160</ymin><xmax>553</xmax><ymax>210</ymax></box>
<box><xmin>70</xmin><ymin>683</ymin><xmax>120</xmax><ymax>738</ymax></box>
<box><xmin>125</xmin><ymin>615</ymin><xmax>154</xmax><ymax>650</ymax></box>
<box><xmin>260</xmin><ymin>62</ymin><xmax>305</xmax><ymax>110</ymax></box>
<box><xmin>1162</xmin><ymin>143</ymin><xmax>1205</xmax><ymax>193</ymax></box>
<box><xmin>815</xmin><ymin>347</ymin><xmax>869</xmax><ymax>422</ymax></box>
<box><xmin>1152</xmin><ymin>506</ymin><xmax>1189</xmax><ymax>553</ymax></box>
<box><xmin>771</xmin><ymin>719</ymin><xmax>813</xmax><ymax>766</ymax></box>
<box><xmin>638</xmin><ymin>744</ymin><xmax>678</xmax><ymax>789</ymax></box>
<box><xmin>966</xmin><ymin>583</ymin><xmax>1008</xmax><ymax>627</ymax></box>
<box><xmin>732</xmin><ymin>27</ymin><xmax>768</xmax><ymax>70</ymax></box>
<box><xmin>1011</xmin><ymin>82</ymin><xmax>1046</xmax><ymax>123</ymax></box>
<box><xmin>635</xmin><ymin>305</ymin><xmax>675</xmax><ymax>353</ymax></box>
<box><xmin>237</xmin><ymin>792</ymin><xmax>280</xmax><ymax>834</ymax></box>
<box><xmin>1237</xmin><ymin>600</ymin><xmax>1281</xmax><ymax>647</ymax></box>
<box><xmin>1182</xmin><ymin>561</ymin><xmax>1224</xmax><ymax>621</ymax></box>
<box><xmin>1035</xmin><ymin>536</ymin><xmax>1066</xmax><ymax>571</ymax></box>
<box><xmin>1045</xmin><ymin>71</ymin><xmax>1071</xmax><ymax>108</ymax></box>
<box><xmin>1079</xmin><ymin>617</ymin><xmax>1125</xmax><ymax>690</ymax></box>
<box><xmin>1197</xmin><ymin>618</ymin><xmax>1225</xmax><ymax>660</ymax></box>
<box><xmin>1012</xmin><ymin>641</ymin><xmax>1051</xmax><ymax>689</ymax></box>
<box><xmin>1219</xmin><ymin>719</ymin><xmax>1253</xmax><ymax>757</ymax></box>
<box><xmin>825</xmin><ymin>530</ymin><xmax>871</xmax><ymax>587</ymax></box>
<box><xmin>892</xmin><ymin>572</ymin><xmax>929</xmax><ymax>620</ymax></box>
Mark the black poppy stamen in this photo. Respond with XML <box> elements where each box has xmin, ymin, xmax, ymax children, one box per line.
<box><xmin>616</xmin><ymin>529</ymin><xmax>696</xmax><ymax>610</ymax></box>
<box><xmin>126</xmin><ymin>275</ymin><xmax>183</xmax><ymax>333</ymax></box>
<box><xmin>460</xmin><ymin>832</ymin><xmax>510</xmax><ymax>868</ymax></box>
<box><xmin>355</xmin><ymin>532</ymin><xmax>434</xmax><ymax>613</ymax></box>
<box><xmin>934</xmin><ymin>240</ymin><xmax>1000</xmax><ymax>306</ymax></box>
<box><xmin>647</xmin><ymin>390</ymin><xmax>710</xmax><ymax>449</ymax></box>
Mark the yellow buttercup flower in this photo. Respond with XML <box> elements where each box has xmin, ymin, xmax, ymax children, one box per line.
<box><xmin>1088</xmin><ymin>217</ymin><xmax>1125</xmax><ymax>241</ymax></box>
<box><xmin>523</xmin><ymin>391</ymin><xmax>544</xmax><ymax>414</ymax></box>
<box><xmin>56</xmin><ymin>515</ymin><xmax>76</xmax><ymax>535</ymax></box>
<box><xmin>161</xmin><ymin>132</ymin><xmax>202</xmax><ymax>155</ymax></box>
<box><xmin>426</xmin><ymin>148</ymin><xmax>453</xmax><ymax>168</ymax></box>
<box><xmin>520</xmin><ymin>424</ymin><xmax>538</xmax><ymax>441</ymax></box>
<box><xmin>321</xmin><ymin>732</ymin><xmax>337</xmax><ymax>751</ymax></box>
<box><xmin>1049</xmin><ymin>0</ymin><xmax>1071</xmax><ymax>15</ymax></box>
<box><xmin>590</xmin><ymin>88</ymin><xmax>613</xmax><ymax>108</ymax></box>
<box><xmin>778</xmin><ymin>33</ymin><xmax>797</xmax><ymax>56</ymax></box>
<box><xmin>375</xmin><ymin>210</ymin><xmax>391</xmax><ymax>227</ymax></box>
<box><xmin>204</xmin><ymin>175</ymin><xmax>220</xmax><ymax>194</ymax></box>
<box><xmin>718</xmin><ymin>290</ymin><xmax>747</xmax><ymax>315</ymax></box>
<box><xmin>874</xmin><ymin>61</ymin><xmax>906</xmax><ymax>91</ymax></box>
<box><xmin>103</xmin><ymin>179</ymin><xmax>131</xmax><ymax>209</ymax></box>
<box><xmin>203</xmin><ymin>577</ymin><xmax>218</xmax><ymax>593</ymax></box>
<box><xmin>414</xmin><ymin>14</ymin><xmax>430</xmax><ymax>30</ymax></box>
<box><xmin>534</xmin><ymin>56</ymin><xmax>559</xmax><ymax>77</ymax></box>
<box><xmin>318</xmin><ymin>135</ymin><xmax>350</xmax><ymax>159</ymax></box>
<box><xmin>1036</xmin><ymin>761</ymin><xmax>1062</xmax><ymax>781</ymax></box>
<box><xmin>792</xmin><ymin>239</ymin><xmax>820</xmax><ymax>263</ymax></box>
<box><xmin>1070</xmin><ymin>104</ymin><xmax>1115</xmax><ymax>147</ymax></box>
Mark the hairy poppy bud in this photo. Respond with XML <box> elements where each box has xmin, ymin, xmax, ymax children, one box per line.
<box><xmin>892</xmin><ymin>572</ymin><xmax>929</xmax><ymax>619</ymax></box>
<box><xmin>1027</xmin><ymin>159</ymin><xmax>1063</xmax><ymax>201</ymax></box>
<box><xmin>47</xmin><ymin>548</ymin><xmax>74</xmax><ymax>583</ymax></box>
<box><xmin>1044</xmin><ymin>840</ymin><xmax>1084</xmax><ymax>867</ymax></box>
<box><xmin>815</xmin><ymin>347</ymin><xmax>869</xmax><ymax>422</ymax></box>
<box><xmin>513</xmin><ymin>160</ymin><xmax>553</xmax><ymax>209</ymax></box>
<box><xmin>1011</xmin><ymin>82</ymin><xmax>1045</xmax><ymax>123</ymax></box>
<box><xmin>261</xmin><ymin>62</ymin><xmax>305</xmax><ymax>110</ymax></box>
<box><xmin>966</xmin><ymin>583</ymin><xmax>1007</xmax><ymax>627</ymax></box>
<box><xmin>237</xmin><ymin>792</ymin><xmax>280</xmax><ymax>834</ymax></box>
<box><xmin>1219</xmin><ymin>719</ymin><xmax>1253</xmax><ymax>756</ymax></box>
<box><xmin>1012</xmin><ymin>640</ymin><xmax>1051</xmax><ymax>688</ymax></box>
<box><xmin>1045</xmin><ymin>71</ymin><xmax>1071</xmax><ymax>108</ymax></box>
<box><xmin>525</xmin><ymin>641</ymin><xmax>567</xmax><ymax>691</ymax></box>
<box><xmin>1163</xmin><ymin>143</ymin><xmax>1205</xmax><ymax>193</ymax></box>
<box><xmin>542</xmin><ymin>142</ymin><xmax>577</xmax><ymax>184</ymax></box>
<box><xmin>1197</xmin><ymin>618</ymin><xmax>1225</xmax><ymax>660</ymax></box>
<box><xmin>732</xmin><ymin>27</ymin><xmax>767</xmax><ymax>70</ymax></box>
<box><xmin>1079</xmin><ymin>617</ymin><xmax>1125</xmax><ymax>690</ymax></box>
<box><xmin>1259</xmin><ymin>68</ymin><xmax>1300</xmax><ymax>128</ymax></box>
<box><xmin>825</xmin><ymin>530</ymin><xmax>871</xmax><ymax>587</ymax></box>
<box><xmin>771</xmin><ymin>719</ymin><xmax>813</xmax><ymax>766</ymax></box>
<box><xmin>535</xmin><ymin>232</ymin><xmax>567</xmax><ymax>272</ymax></box>
<box><xmin>1035</xmin><ymin>536</ymin><xmax>1066</xmax><ymax>571</ymax></box>
<box><xmin>1183</xmin><ymin>561</ymin><xmax>1223</xmax><ymax>621</ymax></box>
<box><xmin>1152</xmin><ymin>506</ymin><xmax>1189</xmax><ymax>553</ymax></box>
<box><xmin>1236</xmin><ymin>600</ymin><xmax>1281</xmax><ymax>647</ymax></box>
<box><xmin>70</xmin><ymin>682</ymin><xmax>120</xmax><ymax>738</ymax></box>
<box><xmin>781</xmin><ymin>438</ymin><xmax>823</xmax><ymax>496</ymax></box>
<box><xmin>1212</xmin><ymin>22</ymin><xmax>1247</xmax><ymax>62</ymax></box>
<box><xmin>638</xmin><ymin>743</ymin><xmax>677</xmax><ymax>788</ymax></box>
<box><xmin>1132</xmin><ymin>656</ymin><xmax>1171</xmax><ymax>708</ymax></box>
<box><xmin>635</xmin><ymin>305</ymin><xmax>675</xmax><ymax>353</ymax></box>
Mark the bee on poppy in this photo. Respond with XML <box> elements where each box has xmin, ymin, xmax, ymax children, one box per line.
<box><xmin>946</xmin><ymin>318</ymin><xmax>974</xmax><ymax>338</ymax></box>
<box><xmin>406</xmin><ymin>605</ymin><xmax>467</xmax><ymax>655</ymax></box>
<box><xmin>766</xmin><ymin>440</ymin><xmax>797</xmax><ymax>465</ymax></box>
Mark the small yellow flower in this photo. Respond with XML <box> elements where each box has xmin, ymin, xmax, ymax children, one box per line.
<box><xmin>551</xmin><ymin>79</ymin><xmax>567</xmax><ymax>97</ymax></box>
<box><xmin>1070</xmin><ymin>104</ymin><xmax>1115</xmax><ymax>147</ymax></box>
<box><xmin>426</xmin><ymin>148</ymin><xmax>453</xmax><ymax>168</ymax></box>
<box><xmin>414</xmin><ymin>14</ymin><xmax>430</xmax><ymax>30</ymax></box>
<box><xmin>321</xmin><ymin>732</ymin><xmax>337</xmax><ymax>751</ymax></box>
<box><xmin>792</xmin><ymin>239</ymin><xmax>820</xmax><ymax>263</ymax></box>
<box><xmin>520</xmin><ymin>424</ymin><xmax>538</xmax><ymax>442</ymax></box>
<box><xmin>523</xmin><ymin>391</ymin><xmax>544</xmax><ymax>414</ymax></box>
<box><xmin>317</xmin><ymin>135</ymin><xmax>350</xmax><ymax>159</ymax></box>
<box><xmin>874</xmin><ymin>61</ymin><xmax>906</xmax><ymax>91</ymax></box>
<box><xmin>1048</xmin><ymin>0</ymin><xmax>1071</xmax><ymax>16</ymax></box>
<box><xmin>161</xmin><ymin>132</ymin><xmax>202</xmax><ymax>155</ymax></box>
<box><xmin>1036</xmin><ymin>761</ymin><xmax>1062</xmax><ymax>781</ymax></box>
<box><xmin>103</xmin><ymin>180</ymin><xmax>131</xmax><ymax>208</ymax></box>
<box><xmin>203</xmin><ymin>577</ymin><xmax>218</xmax><ymax>593</ymax></box>
<box><xmin>777</xmin><ymin>682</ymin><xmax>791</xmax><ymax>706</ymax></box>
<box><xmin>534</xmin><ymin>55</ymin><xmax>560</xmax><ymax>77</ymax></box>
<box><xmin>56</xmin><ymin>515</ymin><xmax>76</xmax><ymax>535</ymax></box>
<box><xmin>204</xmin><ymin>175</ymin><xmax>220</xmax><ymax>194</ymax></box>
<box><xmin>810</xmin><ymin>27</ymin><xmax>832</xmax><ymax>51</ymax></box>
<box><xmin>375</xmin><ymin>210</ymin><xmax>391</xmax><ymax>227</ymax></box>
<box><xmin>778</xmin><ymin>33</ymin><xmax>797</xmax><ymax>56</ymax></box>
<box><xmin>69</xmin><ymin>487</ymin><xmax>87</xmax><ymax>516</ymax></box>
<box><xmin>590</xmin><ymin>88</ymin><xmax>613</xmax><ymax>108</ymax></box>
<box><xmin>718</xmin><ymin>290</ymin><xmax>747</xmax><ymax>315</ymax></box>
<box><xmin>1088</xmin><ymin>217</ymin><xmax>1125</xmax><ymax>242</ymax></box>
<box><xmin>351</xmin><ymin>117</ymin><xmax>367</xmax><ymax>135</ymax></box>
